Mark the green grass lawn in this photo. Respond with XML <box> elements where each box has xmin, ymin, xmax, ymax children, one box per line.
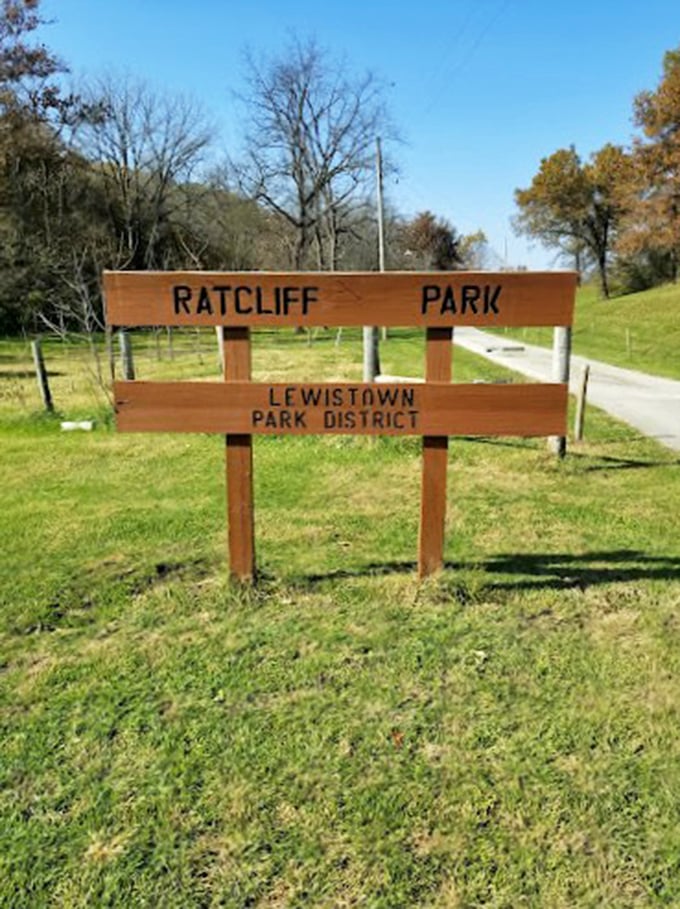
<box><xmin>498</xmin><ymin>282</ymin><xmax>680</xmax><ymax>380</ymax></box>
<box><xmin>2</xmin><ymin>330</ymin><xmax>680</xmax><ymax>907</ymax></box>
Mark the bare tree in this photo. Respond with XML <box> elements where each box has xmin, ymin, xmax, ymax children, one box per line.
<box><xmin>74</xmin><ymin>73</ymin><xmax>213</xmax><ymax>271</ymax></box>
<box><xmin>233</xmin><ymin>37</ymin><xmax>393</xmax><ymax>271</ymax></box>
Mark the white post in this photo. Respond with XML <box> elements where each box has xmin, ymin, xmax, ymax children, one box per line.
<box><xmin>216</xmin><ymin>326</ymin><xmax>224</xmax><ymax>372</ymax></box>
<box><xmin>549</xmin><ymin>326</ymin><xmax>571</xmax><ymax>457</ymax></box>
<box><xmin>363</xmin><ymin>326</ymin><xmax>380</xmax><ymax>382</ymax></box>
<box><xmin>119</xmin><ymin>329</ymin><xmax>135</xmax><ymax>381</ymax></box>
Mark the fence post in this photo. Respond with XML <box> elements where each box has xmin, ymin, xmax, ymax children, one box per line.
<box><xmin>574</xmin><ymin>364</ymin><xmax>590</xmax><ymax>442</ymax></box>
<box><xmin>548</xmin><ymin>326</ymin><xmax>571</xmax><ymax>458</ymax></box>
<box><xmin>31</xmin><ymin>338</ymin><xmax>54</xmax><ymax>412</ymax></box>
<box><xmin>119</xmin><ymin>329</ymin><xmax>135</xmax><ymax>380</ymax></box>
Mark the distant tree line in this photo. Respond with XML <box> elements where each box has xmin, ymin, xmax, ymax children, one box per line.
<box><xmin>514</xmin><ymin>46</ymin><xmax>680</xmax><ymax>297</ymax></box>
<box><xmin>0</xmin><ymin>2</ymin><xmax>489</xmax><ymax>336</ymax></box>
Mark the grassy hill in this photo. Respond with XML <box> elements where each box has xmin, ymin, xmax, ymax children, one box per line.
<box><xmin>1</xmin><ymin>331</ymin><xmax>680</xmax><ymax>906</ymax></box>
<box><xmin>500</xmin><ymin>282</ymin><xmax>680</xmax><ymax>380</ymax></box>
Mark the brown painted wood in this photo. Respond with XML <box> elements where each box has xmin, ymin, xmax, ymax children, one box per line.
<box><xmin>222</xmin><ymin>327</ymin><xmax>255</xmax><ymax>582</ymax></box>
<box><xmin>419</xmin><ymin>328</ymin><xmax>453</xmax><ymax>577</ymax></box>
<box><xmin>103</xmin><ymin>270</ymin><xmax>577</xmax><ymax>328</ymax></box>
<box><xmin>113</xmin><ymin>380</ymin><xmax>568</xmax><ymax>437</ymax></box>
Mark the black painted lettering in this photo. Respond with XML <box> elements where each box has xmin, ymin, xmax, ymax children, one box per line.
<box><xmin>484</xmin><ymin>285</ymin><xmax>501</xmax><ymax>314</ymax></box>
<box><xmin>408</xmin><ymin>410</ymin><xmax>419</xmax><ymax>428</ymax></box>
<box><xmin>324</xmin><ymin>410</ymin><xmax>336</xmax><ymax>429</ymax></box>
<box><xmin>173</xmin><ymin>285</ymin><xmax>192</xmax><ymax>315</ymax></box>
<box><xmin>257</xmin><ymin>287</ymin><xmax>274</xmax><ymax>315</ymax></box>
<box><xmin>196</xmin><ymin>286</ymin><xmax>213</xmax><ymax>315</ymax></box>
<box><xmin>294</xmin><ymin>411</ymin><xmax>307</xmax><ymax>428</ymax></box>
<box><xmin>282</xmin><ymin>286</ymin><xmax>298</xmax><ymax>315</ymax></box>
<box><xmin>462</xmin><ymin>285</ymin><xmax>480</xmax><ymax>314</ymax></box>
<box><xmin>441</xmin><ymin>286</ymin><xmax>457</xmax><ymax>314</ymax></box>
<box><xmin>331</xmin><ymin>387</ymin><xmax>343</xmax><ymax>407</ymax></box>
<box><xmin>402</xmin><ymin>388</ymin><xmax>415</xmax><ymax>407</ymax></box>
<box><xmin>252</xmin><ymin>410</ymin><xmax>264</xmax><ymax>427</ymax></box>
<box><xmin>269</xmin><ymin>387</ymin><xmax>282</xmax><ymax>407</ymax></box>
<box><xmin>234</xmin><ymin>286</ymin><xmax>253</xmax><ymax>314</ymax></box>
<box><xmin>344</xmin><ymin>411</ymin><xmax>356</xmax><ymax>429</ymax></box>
<box><xmin>302</xmin><ymin>286</ymin><xmax>318</xmax><ymax>315</ymax></box>
<box><xmin>422</xmin><ymin>285</ymin><xmax>441</xmax><ymax>314</ymax></box>
<box><xmin>212</xmin><ymin>285</ymin><xmax>231</xmax><ymax>316</ymax></box>
<box><xmin>272</xmin><ymin>287</ymin><xmax>282</xmax><ymax>315</ymax></box>
<box><xmin>393</xmin><ymin>412</ymin><xmax>405</xmax><ymax>430</ymax></box>
<box><xmin>373</xmin><ymin>412</ymin><xmax>385</xmax><ymax>428</ymax></box>
<box><xmin>361</xmin><ymin>388</ymin><xmax>375</xmax><ymax>407</ymax></box>
<box><xmin>279</xmin><ymin>411</ymin><xmax>292</xmax><ymax>429</ymax></box>
<box><xmin>301</xmin><ymin>387</ymin><xmax>322</xmax><ymax>407</ymax></box>
<box><xmin>377</xmin><ymin>387</ymin><xmax>399</xmax><ymax>407</ymax></box>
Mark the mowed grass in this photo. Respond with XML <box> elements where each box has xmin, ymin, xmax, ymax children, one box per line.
<box><xmin>498</xmin><ymin>282</ymin><xmax>680</xmax><ymax>380</ymax></box>
<box><xmin>1</xmin><ymin>330</ymin><xmax>680</xmax><ymax>907</ymax></box>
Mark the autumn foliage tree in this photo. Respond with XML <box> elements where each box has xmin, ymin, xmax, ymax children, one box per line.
<box><xmin>514</xmin><ymin>145</ymin><xmax>630</xmax><ymax>298</ymax></box>
<box><xmin>398</xmin><ymin>211</ymin><xmax>463</xmax><ymax>270</ymax></box>
<box><xmin>616</xmin><ymin>48</ymin><xmax>680</xmax><ymax>283</ymax></box>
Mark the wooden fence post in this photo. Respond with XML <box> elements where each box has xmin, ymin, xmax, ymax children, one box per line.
<box><xmin>31</xmin><ymin>338</ymin><xmax>54</xmax><ymax>412</ymax></box>
<box><xmin>418</xmin><ymin>327</ymin><xmax>452</xmax><ymax>576</ymax></box>
<box><xmin>548</xmin><ymin>326</ymin><xmax>571</xmax><ymax>458</ymax></box>
<box><xmin>119</xmin><ymin>329</ymin><xmax>135</xmax><ymax>380</ymax></box>
<box><xmin>574</xmin><ymin>364</ymin><xmax>590</xmax><ymax>441</ymax></box>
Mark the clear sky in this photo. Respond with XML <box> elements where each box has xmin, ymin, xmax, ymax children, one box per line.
<box><xmin>39</xmin><ymin>0</ymin><xmax>680</xmax><ymax>269</ymax></box>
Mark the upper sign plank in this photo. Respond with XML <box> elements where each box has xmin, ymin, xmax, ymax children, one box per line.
<box><xmin>103</xmin><ymin>270</ymin><xmax>577</xmax><ymax>328</ymax></box>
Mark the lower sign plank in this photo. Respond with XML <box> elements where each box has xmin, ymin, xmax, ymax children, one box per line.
<box><xmin>114</xmin><ymin>381</ymin><xmax>567</xmax><ymax>437</ymax></box>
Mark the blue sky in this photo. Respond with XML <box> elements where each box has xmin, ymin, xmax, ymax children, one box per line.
<box><xmin>40</xmin><ymin>0</ymin><xmax>680</xmax><ymax>268</ymax></box>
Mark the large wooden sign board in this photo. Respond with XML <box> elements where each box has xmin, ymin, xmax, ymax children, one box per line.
<box><xmin>104</xmin><ymin>270</ymin><xmax>577</xmax><ymax>580</ymax></box>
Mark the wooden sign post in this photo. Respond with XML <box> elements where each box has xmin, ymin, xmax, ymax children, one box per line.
<box><xmin>104</xmin><ymin>270</ymin><xmax>577</xmax><ymax>581</ymax></box>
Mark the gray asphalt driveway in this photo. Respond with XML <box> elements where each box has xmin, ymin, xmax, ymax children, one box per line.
<box><xmin>454</xmin><ymin>328</ymin><xmax>680</xmax><ymax>452</ymax></box>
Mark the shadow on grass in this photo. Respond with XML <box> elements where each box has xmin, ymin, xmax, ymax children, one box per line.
<box><xmin>570</xmin><ymin>453</ymin><xmax>680</xmax><ymax>472</ymax></box>
<box><xmin>298</xmin><ymin>549</ymin><xmax>680</xmax><ymax>592</ymax></box>
<box><xmin>0</xmin><ymin>369</ymin><xmax>64</xmax><ymax>380</ymax></box>
<box><xmin>467</xmin><ymin>437</ymin><xmax>679</xmax><ymax>471</ymax></box>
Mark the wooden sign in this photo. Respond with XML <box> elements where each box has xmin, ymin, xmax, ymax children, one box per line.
<box><xmin>105</xmin><ymin>270</ymin><xmax>577</xmax><ymax>581</ymax></box>
<box><xmin>114</xmin><ymin>380</ymin><xmax>567</xmax><ymax>437</ymax></box>
<box><xmin>103</xmin><ymin>270</ymin><xmax>576</xmax><ymax>328</ymax></box>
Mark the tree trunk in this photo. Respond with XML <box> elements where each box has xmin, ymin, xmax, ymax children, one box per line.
<box><xmin>598</xmin><ymin>254</ymin><xmax>610</xmax><ymax>298</ymax></box>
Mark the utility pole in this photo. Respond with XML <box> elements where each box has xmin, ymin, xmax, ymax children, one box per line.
<box><xmin>376</xmin><ymin>136</ymin><xmax>388</xmax><ymax>344</ymax></box>
<box><xmin>376</xmin><ymin>136</ymin><xmax>386</xmax><ymax>273</ymax></box>
<box><xmin>362</xmin><ymin>137</ymin><xmax>383</xmax><ymax>381</ymax></box>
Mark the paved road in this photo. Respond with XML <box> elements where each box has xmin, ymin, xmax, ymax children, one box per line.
<box><xmin>454</xmin><ymin>328</ymin><xmax>680</xmax><ymax>453</ymax></box>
